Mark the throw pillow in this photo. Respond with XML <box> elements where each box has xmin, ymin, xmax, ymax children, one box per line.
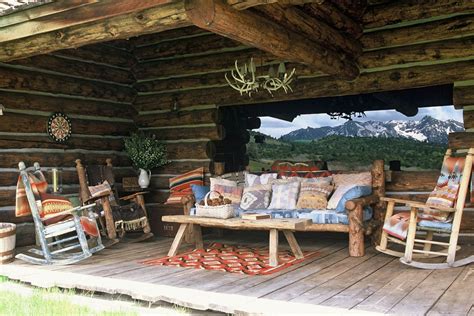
<box><xmin>240</xmin><ymin>184</ymin><xmax>272</xmax><ymax>210</ymax></box>
<box><xmin>327</xmin><ymin>172</ymin><xmax>372</xmax><ymax>212</ymax></box>
<box><xmin>39</xmin><ymin>192</ymin><xmax>74</xmax><ymax>224</ymax></box>
<box><xmin>218</xmin><ymin>171</ymin><xmax>247</xmax><ymax>187</ymax></box>
<box><xmin>296</xmin><ymin>182</ymin><xmax>334</xmax><ymax>210</ymax></box>
<box><xmin>15</xmin><ymin>171</ymin><xmax>48</xmax><ymax>217</ymax></box>
<box><xmin>268</xmin><ymin>181</ymin><xmax>300</xmax><ymax>210</ymax></box>
<box><xmin>88</xmin><ymin>180</ymin><xmax>116</xmax><ymax>205</ymax></box>
<box><xmin>283</xmin><ymin>176</ymin><xmax>333</xmax><ymax>185</ymax></box>
<box><xmin>213</xmin><ymin>183</ymin><xmax>243</xmax><ymax>205</ymax></box>
<box><xmin>425</xmin><ymin>156</ymin><xmax>465</xmax><ymax>221</ymax></box>
<box><xmin>191</xmin><ymin>184</ymin><xmax>210</xmax><ymax>203</ymax></box>
<box><xmin>245</xmin><ymin>173</ymin><xmax>278</xmax><ymax>187</ymax></box>
<box><xmin>210</xmin><ymin>177</ymin><xmax>237</xmax><ymax>191</ymax></box>
<box><xmin>166</xmin><ymin>167</ymin><xmax>204</xmax><ymax>204</ymax></box>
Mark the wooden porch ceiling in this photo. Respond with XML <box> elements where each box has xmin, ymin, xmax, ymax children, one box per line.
<box><xmin>0</xmin><ymin>0</ymin><xmax>364</xmax><ymax>80</ymax></box>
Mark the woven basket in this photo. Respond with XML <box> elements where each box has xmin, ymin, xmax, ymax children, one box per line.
<box><xmin>195</xmin><ymin>191</ymin><xmax>235</xmax><ymax>219</ymax></box>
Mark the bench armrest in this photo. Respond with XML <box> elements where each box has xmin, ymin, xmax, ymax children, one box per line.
<box><xmin>345</xmin><ymin>194</ymin><xmax>379</xmax><ymax>212</ymax></box>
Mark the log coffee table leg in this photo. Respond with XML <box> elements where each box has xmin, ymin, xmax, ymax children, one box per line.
<box><xmin>168</xmin><ymin>223</ymin><xmax>188</xmax><ymax>257</ymax></box>
<box><xmin>269</xmin><ymin>229</ymin><xmax>279</xmax><ymax>267</ymax></box>
<box><xmin>193</xmin><ymin>224</ymin><xmax>203</xmax><ymax>249</ymax></box>
<box><xmin>283</xmin><ymin>230</ymin><xmax>304</xmax><ymax>259</ymax></box>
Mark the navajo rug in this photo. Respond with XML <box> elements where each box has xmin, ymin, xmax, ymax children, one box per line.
<box><xmin>140</xmin><ymin>242</ymin><xmax>319</xmax><ymax>275</ymax></box>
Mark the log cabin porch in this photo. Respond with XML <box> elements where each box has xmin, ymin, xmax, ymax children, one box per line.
<box><xmin>2</xmin><ymin>232</ymin><xmax>473</xmax><ymax>315</ymax></box>
<box><xmin>1</xmin><ymin>0</ymin><xmax>474</xmax><ymax>314</ymax></box>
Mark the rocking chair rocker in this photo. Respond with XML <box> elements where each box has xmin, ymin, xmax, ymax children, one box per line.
<box><xmin>16</xmin><ymin>162</ymin><xmax>104</xmax><ymax>265</ymax></box>
<box><xmin>75</xmin><ymin>159</ymin><xmax>153</xmax><ymax>243</ymax></box>
<box><xmin>377</xmin><ymin>148</ymin><xmax>474</xmax><ymax>269</ymax></box>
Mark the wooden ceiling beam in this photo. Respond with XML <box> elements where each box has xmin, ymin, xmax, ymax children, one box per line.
<box><xmin>304</xmin><ymin>2</ymin><xmax>363</xmax><ymax>38</ymax></box>
<box><xmin>0</xmin><ymin>0</ymin><xmax>99</xmax><ymax>28</ymax></box>
<box><xmin>185</xmin><ymin>0</ymin><xmax>359</xmax><ymax>80</ymax></box>
<box><xmin>0</xmin><ymin>1</ymin><xmax>190</xmax><ymax>62</ymax></box>
<box><xmin>257</xmin><ymin>4</ymin><xmax>361</xmax><ymax>57</ymax></box>
<box><xmin>329</xmin><ymin>0</ymin><xmax>367</xmax><ymax>20</ymax></box>
<box><xmin>227</xmin><ymin>0</ymin><xmax>324</xmax><ymax>10</ymax></box>
<box><xmin>0</xmin><ymin>0</ymin><xmax>178</xmax><ymax>43</ymax></box>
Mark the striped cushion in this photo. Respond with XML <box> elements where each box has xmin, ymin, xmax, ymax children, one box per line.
<box><xmin>169</xmin><ymin>168</ymin><xmax>204</xmax><ymax>193</ymax></box>
<box><xmin>166</xmin><ymin>168</ymin><xmax>204</xmax><ymax>204</ymax></box>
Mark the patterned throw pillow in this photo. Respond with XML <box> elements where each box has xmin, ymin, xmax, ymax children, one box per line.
<box><xmin>327</xmin><ymin>172</ymin><xmax>372</xmax><ymax>212</ymax></box>
<box><xmin>296</xmin><ymin>182</ymin><xmax>334</xmax><ymax>210</ymax></box>
<box><xmin>88</xmin><ymin>180</ymin><xmax>116</xmax><ymax>205</ymax></box>
<box><xmin>213</xmin><ymin>184</ymin><xmax>243</xmax><ymax>205</ymax></box>
<box><xmin>166</xmin><ymin>168</ymin><xmax>204</xmax><ymax>204</ymax></box>
<box><xmin>425</xmin><ymin>156</ymin><xmax>465</xmax><ymax>221</ymax></box>
<box><xmin>245</xmin><ymin>173</ymin><xmax>278</xmax><ymax>187</ymax></box>
<box><xmin>240</xmin><ymin>184</ymin><xmax>272</xmax><ymax>210</ymax></box>
<box><xmin>40</xmin><ymin>192</ymin><xmax>74</xmax><ymax>224</ymax></box>
<box><xmin>268</xmin><ymin>181</ymin><xmax>300</xmax><ymax>210</ymax></box>
<box><xmin>284</xmin><ymin>176</ymin><xmax>333</xmax><ymax>185</ymax></box>
<box><xmin>210</xmin><ymin>177</ymin><xmax>237</xmax><ymax>191</ymax></box>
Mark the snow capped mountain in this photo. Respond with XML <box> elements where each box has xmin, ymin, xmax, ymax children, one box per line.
<box><xmin>280</xmin><ymin>116</ymin><xmax>464</xmax><ymax>144</ymax></box>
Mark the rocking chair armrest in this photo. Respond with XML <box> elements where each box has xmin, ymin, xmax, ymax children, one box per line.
<box><xmin>345</xmin><ymin>194</ymin><xmax>379</xmax><ymax>211</ymax></box>
<box><xmin>84</xmin><ymin>191</ymin><xmax>113</xmax><ymax>204</ymax></box>
<box><xmin>119</xmin><ymin>191</ymin><xmax>148</xmax><ymax>201</ymax></box>
<box><xmin>380</xmin><ymin>197</ymin><xmax>456</xmax><ymax>213</ymax></box>
<box><xmin>40</xmin><ymin>204</ymin><xmax>96</xmax><ymax>222</ymax></box>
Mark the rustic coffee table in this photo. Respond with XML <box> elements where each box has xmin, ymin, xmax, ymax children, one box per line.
<box><xmin>161</xmin><ymin>215</ymin><xmax>311</xmax><ymax>267</ymax></box>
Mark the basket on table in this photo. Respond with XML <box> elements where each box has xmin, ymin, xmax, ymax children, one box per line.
<box><xmin>195</xmin><ymin>191</ymin><xmax>235</xmax><ymax>219</ymax></box>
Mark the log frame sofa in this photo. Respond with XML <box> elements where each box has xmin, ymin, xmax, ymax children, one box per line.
<box><xmin>180</xmin><ymin>160</ymin><xmax>385</xmax><ymax>257</ymax></box>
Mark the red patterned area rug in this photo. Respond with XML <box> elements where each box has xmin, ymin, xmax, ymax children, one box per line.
<box><xmin>140</xmin><ymin>242</ymin><xmax>320</xmax><ymax>275</ymax></box>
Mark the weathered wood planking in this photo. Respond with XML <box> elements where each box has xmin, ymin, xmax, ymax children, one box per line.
<box><xmin>449</xmin><ymin>132</ymin><xmax>474</xmax><ymax>149</ymax></box>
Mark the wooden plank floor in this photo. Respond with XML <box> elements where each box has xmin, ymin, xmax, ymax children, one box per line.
<box><xmin>1</xmin><ymin>231</ymin><xmax>473</xmax><ymax>315</ymax></box>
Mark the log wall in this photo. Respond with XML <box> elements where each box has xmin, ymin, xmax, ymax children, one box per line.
<box><xmin>0</xmin><ymin>42</ymin><xmax>137</xmax><ymax>245</ymax></box>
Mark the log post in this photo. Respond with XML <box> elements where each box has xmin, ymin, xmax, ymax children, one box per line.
<box><xmin>347</xmin><ymin>203</ymin><xmax>365</xmax><ymax>257</ymax></box>
<box><xmin>75</xmin><ymin>159</ymin><xmax>91</xmax><ymax>204</ymax></box>
<box><xmin>371</xmin><ymin>159</ymin><xmax>385</xmax><ymax>246</ymax></box>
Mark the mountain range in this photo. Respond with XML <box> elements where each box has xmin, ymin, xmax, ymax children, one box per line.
<box><xmin>279</xmin><ymin>116</ymin><xmax>463</xmax><ymax>144</ymax></box>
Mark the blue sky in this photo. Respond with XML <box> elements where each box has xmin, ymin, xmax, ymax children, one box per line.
<box><xmin>258</xmin><ymin>106</ymin><xmax>463</xmax><ymax>138</ymax></box>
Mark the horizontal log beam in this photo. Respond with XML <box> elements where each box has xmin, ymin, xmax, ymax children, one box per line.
<box><xmin>362</xmin><ymin>15</ymin><xmax>474</xmax><ymax>51</ymax></box>
<box><xmin>54</xmin><ymin>44</ymin><xmax>135</xmax><ymax>69</ymax></box>
<box><xmin>304</xmin><ymin>2</ymin><xmax>362</xmax><ymax>38</ymax></box>
<box><xmin>136</xmin><ymin>109</ymin><xmax>221</xmax><ymax>127</ymax></box>
<box><xmin>464</xmin><ymin>110</ymin><xmax>474</xmax><ymax>129</ymax></box>
<box><xmin>0</xmin><ymin>91</ymin><xmax>136</xmax><ymax>118</ymax></box>
<box><xmin>0</xmin><ymin>1</ymin><xmax>190</xmax><ymax>62</ymax></box>
<box><xmin>0</xmin><ymin>0</ymin><xmax>175</xmax><ymax>42</ymax></box>
<box><xmin>0</xmin><ymin>0</ymin><xmax>98</xmax><ymax>28</ymax></box>
<box><xmin>454</xmin><ymin>85</ymin><xmax>474</xmax><ymax>108</ymax></box>
<box><xmin>136</xmin><ymin>59</ymin><xmax>474</xmax><ymax>111</ymax></box>
<box><xmin>448</xmin><ymin>132</ymin><xmax>474</xmax><ymax>149</ymax></box>
<box><xmin>148</xmin><ymin>125</ymin><xmax>225</xmax><ymax>140</ymax></box>
<box><xmin>185</xmin><ymin>0</ymin><xmax>359</xmax><ymax>79</ymax></box>
<box><xmin>364</xmin><ymin>0</ymin><xmax>474</xmax><ymax>29</ymax></box>
<box><xmin>257</xmin><ymin>4</ymin><xmax>361</xmax><ymax>57</ymax></box>
<box><xmin>227</xmin><ymin>0</ymin><xmax>324</xmax><ymax>10</ymax></box>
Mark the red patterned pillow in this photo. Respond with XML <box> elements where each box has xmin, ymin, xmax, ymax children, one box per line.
<box><xmin>271</xmin><ymin>161</ymin><xmax>330</xmax><ymax>178</ymax></box>
<box><xmin>166</xmin><ymin>168</ymin><xmax>204</xmax><ymax>204</ymax></box>
<box><xmin>40</xmin><ymin>192</ymin><xmax>73</xmax><ymax>224</ymax></box>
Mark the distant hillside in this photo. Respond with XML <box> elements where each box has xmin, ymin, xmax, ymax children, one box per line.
<box><xmin>248</xmin><ymin>134</ymin><xmax>447</xmax><ymax>170</ymax></box>
<box><xmin>280</xmin><ymin>116</ymin><xmax>463</xmax><ymax>144</ymax></box>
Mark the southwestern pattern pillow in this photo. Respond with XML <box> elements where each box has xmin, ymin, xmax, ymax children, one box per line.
<box><xmin>213</xmin><ymin>183</ymin><xmax>243</xmax><ymax>205</ymax></box>
<box><xmin>425</xmin><ymin>156</ymin><xmax>465</xmax><ymax>221</ymax></box>
<box><xmin>40</xmin><ymin>192</ymin><xmax>74</xmax><ymax>224</ymax></box>
<box><xmin>240</xmin><ymin>184</ymin><xmax>272</xmax><ymax>210</ymax></box>
<box><xmin>327</xmin><ymin>172</ymin><xmax>372</xmax><ymax>212</ymax></box>
<box><xmin>166</xmin><ymin>167</ymin><xmax>204</xmax><ymax>204</ymax></box>
<box><xmin>245</xmin><ymin>173</ymin><xmax>278</xmax><ymax>187</ymax></box>
<box><xmin>268</xmin><ymin>181</ymin><xmax>300</xmax><ymax>210</ymax></box>
<box><xmin>296</xmin><ymin>182</ymin><xmax>334</xmax><ymax>210</ymax></box>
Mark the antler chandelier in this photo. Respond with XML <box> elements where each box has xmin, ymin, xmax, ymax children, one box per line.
<box><xmin>225</xmin><ymin>58</ymin><xmax>296</xmax><ymax>97</ymax></box>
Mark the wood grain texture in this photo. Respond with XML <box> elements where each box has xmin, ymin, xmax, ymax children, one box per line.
<box><xmin>448</xmin><ymin>132</ymin><xmax>474</xmax><ymax>149</ymax></box>
<box><xmin>454</xmin><ymin>84</ymin><xmax>474</xmax><ymax>107</ymax></box>
<box><xmin>386</xmin><ymin>171</ymin><xmax>439</xmax><ymax>192</ymax></box>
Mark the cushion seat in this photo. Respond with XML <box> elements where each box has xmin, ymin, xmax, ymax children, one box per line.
<box><xmin>418</xmin><ymin>220</ymin><xmax>452</xmax><ymax>232</ymax></box>
<box><xmin>190</xmin><ymin>207</ymin><xmax>373</xmax><ymax>225</ymax></box>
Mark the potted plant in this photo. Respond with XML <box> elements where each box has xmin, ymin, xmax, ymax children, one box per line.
<box><xmin>124</xmin><ymin>132</ymin><xmax>168</xmax><ymax>188</ymax></box>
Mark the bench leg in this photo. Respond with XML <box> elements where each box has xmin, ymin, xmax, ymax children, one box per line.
<box><xmin>193</xmin><ymin>224</ymin><xmax>204</xmax><ymax>249</ymax></box>
<box><xmin>168</xmin><ymin>223</ymin><xmax>188</xmax><ymax>257</ymax></box>
<box><xmin>269</xmin><ymin>229</ymin><xmax>279</xmax><ymax>267</ymax></box>
<box><xmin>283</xmin><ymin>230</ymin><xmax>303</xmax><ymax>259</ymax></box>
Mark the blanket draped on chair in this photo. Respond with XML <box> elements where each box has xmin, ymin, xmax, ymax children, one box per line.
<box><xmin>383</xmin><ymin>156</ymin><xmax>473</xmax><ymax>240</ymax></box>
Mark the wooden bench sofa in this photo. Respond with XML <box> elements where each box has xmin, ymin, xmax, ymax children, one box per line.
<box><xmin>181</xmin><ymin>160</ymin><xmax>385</xmax><ymax>257</ymax></box>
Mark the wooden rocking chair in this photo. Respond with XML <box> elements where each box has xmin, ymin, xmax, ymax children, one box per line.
<box><xmin>16</xmin><ymin>162</ymin><xmax>104</xmax><ymax>265</ymax></box>
<box><xmin>377</xmin><ymin>148</ymin><xmax>474</xmax><ymax>269</ymax></box>
<box><xmin>75</xmin><ymin>159</ymin><xmax>153</xmax><ymax>243</ymax></box>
